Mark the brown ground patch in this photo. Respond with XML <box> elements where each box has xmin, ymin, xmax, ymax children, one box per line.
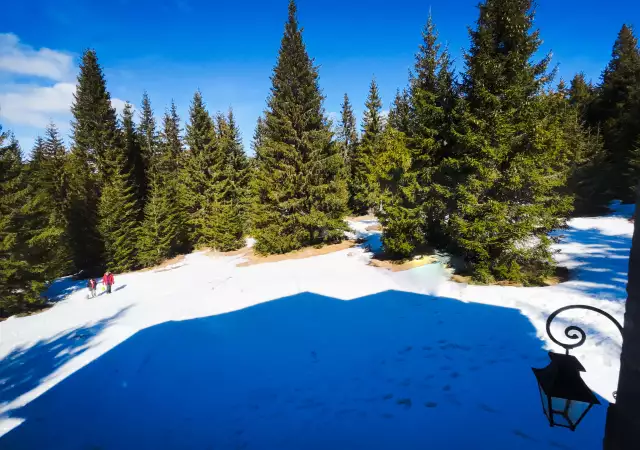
<box><xmin>140</xmin><ymin>254</ymin><xmax>186</xmax><ymax>273</ymax></box>
<box><xmin>449</xmin><ymin>265</ymin><xmax>571</xmax><ymax>287</ymax></box>
<box><xmin>236</xmin><ymin>240</ymin><xmax>357</xmax><ymax>267</ymax></box>
<box><xmin>369</xmin><ymin>255</ymin><xmax>437</xmax><ymax>272</ymax></box>
<box><xmin>346</xmin><ymin>214</ymin><xmax>376</xmax><ymax>222</ymax></box>
<box><xmin>365</xmin><ymin>224</ymin><xmax>382</xmax><ymax>232</ymax></box>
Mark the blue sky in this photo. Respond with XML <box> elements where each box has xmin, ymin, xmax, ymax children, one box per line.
<box><xmin>1</xmin><ymin>0</ymin><xmax>638</xmax><ymax>154</ymax></box>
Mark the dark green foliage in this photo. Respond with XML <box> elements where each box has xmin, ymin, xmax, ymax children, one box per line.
<box><xmin>251</xmin><ymin>0</ymin><xmax>348</xmax><ymax>254</ymax></box>
<box><xmin>0</xmin><ymin>130</ymin><xmax>47</xmax><ymax>316</ymax></box>
<box><xmin>337</xmin><ymin>93</ymin><xmax>358</xmax><ymax>174</ymax></box>
<box><xmin>68</xmin><ymin>49</ymin><xmax>123</xmax><ymax>270</ymax></box>
<box><xmin>569</xmin><ymin>72</ymin><xmax>595</xmax><ymax>120</ymax></box>
<box><xmin>98</xmin><ymin>150</ymin><xmax>141</xmax><ymax>273</ymax></box>
<box><xmin>180</xmin><ymin>90</ymin><xmax>220</xmax><ymax>248</ymax></box>
<box><xmin>121</xmin><ymin>102</ymin><xmax>147</xmax><ymax>217</ymax></box>
<box><xmin>66</xmin><ymin>139</ymin><xmax>102</xmax><ymax>272</ymax></box>
<box><xmin>70</xmin><ymin>49</ymin><xmax>121</xmax><ymax>182</ymax></box>
<box><xmin>138</xmin><ymin>102</ymin><xmax>187</xmax><ymax>266</ymax></box>
<box><xmin>388</xmin><ymin>89</ymin><xmax>411</xmax><ymax>134</ymax></box>
<box><xmin>441</xmin><ymin>0</ymin><xmax>572</xmax><ymax>284</ymax></box>
<box><xmin>28</xmin><ymin>125</ymin><xmax>74</xmax><ymax>276</ymax></box>
<box><xmin>374</xmin><ymin>127</ymin><xmax>423</xmax><ymax>258</ymax></box>
<box><xmin>208</xmin><ymin>110</ymin><xmax>249</xmax><ymax>251</ymax></box>
<box><xmin>591</xmin><ymin>25</ymin><xmax>640</xmax><ymax>202</ymax></box>
<box><xmin>351</xmin><ymin>78</ymin><xmax>384</xmax><ymax>215</ymax></box>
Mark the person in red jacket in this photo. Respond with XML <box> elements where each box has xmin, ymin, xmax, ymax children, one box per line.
<box><xmin>103</xmin><ymin>271</ymin><xmax>115</xmax><ymax>294</ymax></box>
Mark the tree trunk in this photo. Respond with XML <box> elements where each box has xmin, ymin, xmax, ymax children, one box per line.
<box><xmin>606</xmin><ymin>183</ymin><xmax>640</xmax><ymax>449</ymax></box>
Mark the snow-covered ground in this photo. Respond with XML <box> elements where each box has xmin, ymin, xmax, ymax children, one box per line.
<box><xmin>0</xmin><ymin>205</ymin><xmax>633</xmax><ymax>449</ymax></box>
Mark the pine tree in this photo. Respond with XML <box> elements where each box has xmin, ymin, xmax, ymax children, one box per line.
<box><xmin>337</xmin><ymin>93</ymin><xmax>358</xmax><ymax>170</ymax></box>
<box><xmin>70</xmin><ymin>49</ymin><xmax>121</xmax><ymax>182</ymax></box>
<box><xmin>67</xmin><ymin>49</ymin><xmax>120</xmax><ymax>270</ymax></box>
<box><xmin>138</xmin><ymin>102</ymin><xmax>187</xmax><ymax>266</ymax></box>
<box><xmin>374</xmin><ymin>127</ymin><xmax>422</xmax><ymax>258</ymax></box>
<box><xmin>337</xmin><ymin>93</ymin><xmax>359</xmax><ymax>209</ymax></box>
<box><xmin>351</xmin><ymin>77</ymin><xmax>384</xmax><ymax>215</ymax></box>
<box><xmin>180</xmin><ymin>90</ymin><xmax>220</xmax><ymax>247</ymax></box>
<box><xmin>592</xmin><ymin>25</ymin><xmax>640</xmax><ymax>202</ymax></box>
<box><xmin>569</xmin><ymin>72</ymin><xmax>595</xmax><ymax>121</ymax></box>
<box><xmin>28</xmin><ymin>124</ymin><xmax>74</xmax><ymax>276</ymax></box>
<box><xmin>0</xmin><ymin>130</ymin><xmax>47</xmax><ymax>316</ymax></box>
<box><xmin>121</xmin><ymin>102</ymin><xmax>146</xmax><ymax>217</ymax></box>
<box><xmin>442</xmin><ymin>0</ymin><xmax>572</xmax><ymax>284</ymax></box>
<box><xmin>251</xmin><ymin>0</ymin><xmax>348</xmax><ymax>254</ymax></box>
<box><xmin>388</xmin><ymin>89</ymin><xmax>411</xmax><ymax>134</ymax></box>
<box><xmin>137</xmin><ymin>92</ymin><xmax>157</xmax><ymax>198</ymax></box>
<box><xmin>98</xmin><ymin>150</ymin><xmax>141</xmax><ymax>273</ymax></box>
<box><xmin>207</xmin><ymin>110</ymin><xmax>249</xmax><ymax>251</ymax></box>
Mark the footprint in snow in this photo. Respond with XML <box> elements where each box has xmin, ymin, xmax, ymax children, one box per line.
<box><xmin>424</xmin><ymin>401</ymin><xmax>438</xmax><ymax>408</ymax></box>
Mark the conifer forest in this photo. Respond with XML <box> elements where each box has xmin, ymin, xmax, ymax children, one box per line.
<box><xmin>3</xmin><ymin>0</ymin><xmax>640</xmax><ymax>317</ymax></box>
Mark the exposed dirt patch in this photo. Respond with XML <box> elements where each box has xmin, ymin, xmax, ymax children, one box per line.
<box><xmin>365</xmin><ymin>224</ymin><xmax>382</xmax><ymax>232</ymax></box>
<box><xmin>369</xmin><ymin>255</ymin><xmax>437</xmax><ymax>272</ymax></box>
<box><xmin>237</xmin><ymin>241</ymin><xmax>357</xmax><ymax>267</ymax></box>
<box><xmin>449</xmin><ymin>265</ymin><xmax>570</xmax><ymax>287</ymax></box>
<box><xmin>140</xmin><ymin>254</ymin><xmax>186</xmax><ymax>273</ymax></box>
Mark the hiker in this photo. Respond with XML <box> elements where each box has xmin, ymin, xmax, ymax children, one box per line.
<box><xmin>103</xmin><ymin>271</ymin><xmax>115</xmax><ymax>294</ymax></box>
<box><xmin>86</xmin><ymin>278</ymin><xmax>97</xmax><ymax>298</ymax></box>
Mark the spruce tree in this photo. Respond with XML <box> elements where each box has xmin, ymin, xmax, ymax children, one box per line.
<box><xmin>0</xmin><ymin>130</ymin><xmax>47</xmax><ymax>316</ymax></box>
<box><xmin>337</xmin><ymin>93</ymin><xmax>359</xmax><ymax>209</ymax></box>
<box><xmin>337</xmin><ymin>93</ymin><xmax>358</xmax><ymax>170</ymax></box>
<box><xmin>70</xmin><ymin>49</ymin><xmax>121</xmax><ymax>182</ymax></box>
<box><xmin>122</xmin><ymin>102</ymin><xmax>146</xmax><ymax>217</ymax></box>
<box><xmin>351</xmin><ymin>77</ymin><xmax>384</xmax><ymax>215</ymax></box>
<box><xmin>138</xmin><ymin>102</ymin><xmax>187</xmax><ymax>266</ymax></box>
<box><xmin>28</xmin><ymin>124</ymin><xmax>74</xmax><ymax>276</ymax></box>
<box><xmin>569</xmin><ymin>72</ymin><xmax>595</xmax><ymax>121</ymax></box>
<box><xmin>251</xmin><ymin>0</ymin><xmax>347</xmax><ymax>254</ymax></box>
<box><xmin>98</xmin><ymin>149</ymin><xmax>141</xmax><ymax>273</ymax></box>
<box><xmin>388</xmin><ymin>89</ymin><xmax>411</xmax><ymax>134</ymax></box>
<box><xmin>592</xmin><ymin>25</ymin><xmax>640</xmax><ymax>202</ymax></box>
<box><xmin>180</xmin><ymin>90</ymin><xmax>220</xmax><ymax>247</ymax></box>
<box><xmin>67</xmin><ymin>49</ymin><xmax>120</xmax><ymax>270</ymax></box>
<box><xmin>207</xmin><ymin>110</ymin><xmax>249</xmax><ymax>251</ymax></box>
<box><xmin>137</xmin><ymin>92</ymin><xmax>157</xmax><ymax>198</ymax></box>
<box><xmin>443</xmin><ymin>0</ymin><xmax>572</xmax><ymax>284</ymax></box>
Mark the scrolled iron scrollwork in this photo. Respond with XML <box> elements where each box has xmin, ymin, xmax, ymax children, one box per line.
<box><xmin>546</xmin><ymin>305</ymin><xmax>623</xmax><ymax>355</ymax></box>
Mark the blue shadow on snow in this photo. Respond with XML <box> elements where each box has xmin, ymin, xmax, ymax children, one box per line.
<box><xmin>0</xmin><ymin>291</ymin><xmax>606</xmax><ymax>450</ymax></box>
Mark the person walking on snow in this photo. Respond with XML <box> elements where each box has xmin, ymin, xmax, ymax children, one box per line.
<box><xmin>103</xmin><ymin>271</ymin><xmax>115</xmax><ymax>294</ymax></box>
<box><xmin>86</xmin><ymin>278</ymin><xmax>97</xmax><ymax>298</ymax></box>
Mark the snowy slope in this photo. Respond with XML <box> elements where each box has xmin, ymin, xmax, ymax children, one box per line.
<box><xmin>0</xmin><ymin>207</ymin><xmax>633</xmax><ymax>449</ymax></box>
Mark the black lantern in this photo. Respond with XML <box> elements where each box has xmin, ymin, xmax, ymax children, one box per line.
<box><xmin>533</xmin><ymin>352</ymin><xmax>600</xmax><ymax>431</ymax></box>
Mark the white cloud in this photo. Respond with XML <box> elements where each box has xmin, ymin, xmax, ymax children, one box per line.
<box><xmin>0</xmin><ymin>82</ymin><xmax>74</xmax><ymax>128</ymax></box>
<box><xmin>111</xmin><ymin>98</ymin><xmax>129</xmax><ymax>117</ymax></box>
<box><xmin>0</xmin><ymin>34</ymin><xmax>129</xmax><ymax>136</ymax></box>
<box><xmin>0</xmin><ymin>33</ymin><xmax>74</xmax><ymax>81</ymax></box>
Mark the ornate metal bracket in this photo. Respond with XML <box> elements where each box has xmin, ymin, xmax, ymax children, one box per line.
<box><xmin>546</xmin><ymin>305</ymin><xmax>623</xmax><ymax>355</ymax></box>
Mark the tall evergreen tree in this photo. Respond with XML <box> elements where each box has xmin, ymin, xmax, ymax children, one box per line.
<box><xmin>442</xmin><ymin>0</ymin><xmax>572</xmax><ymax>284</ymax></box>
<box><xmin>207</xmin><ymin>110</ymin><xmax>249</xmax><ymax>251</ymax></box>
<box><xmin>592</xmin><ymin>24</ymin><xmax>640</xmax><ymax>202</ymax></box>
<box><xmin>0</xmin><ymin>130</ymin><xmax>47</xmax><ymax>316</ymax></box>
<box><xmin>70</xmin><ymin>49</ymin><xmax>121</xmax><ymax>181</ymax></box>
<box><xmin>98</xmin><ymin>149</ymin><xmax>141</xmax><ymax>273</ymax></box>
<box><xmin>121</xmin><ymin>102</ymin><xmax>146</xmax><ymax>217</ymax></box>
<box><xmin>337</xmin><ymin>93</ymin><xmax>359</xmax><ymax>210</ymax></box>
<box><xmin>138</xmin><ymin>102</ymin><xmax>187</xmax><ymax>266</ymax></box>
<box><xmin>28</xmin><ymin>124</ymin><xmax>74</xmax><ymax>275</ymax></box>
<box><xmin>180</xmin><ymin>90</ymin><xmax>220</xmax><ymax>247</ymax></box>
<box><xmin>67</xmin><ymin>49</ymin><xmax>121</xmax><ymax>270</ymax></box>
<box><xmin>388</xmin><ymin>89</ymin><xmax>411</xmax><ymax>134</ymax></box>
<box><xmin>137</xmin><ymin>92</ymin><xmax>157</xmax><ymax>198</ymax></box>
<box><xmin>569</xmin><ymin>72</ymin><xmax>595</xmax><ymax>120</ymax></box>
<box><xmin>351</xmin><ymin>77</ymin><xmax>384</xmax><ymax>215</ymax></box>
<box><xmin>251</xmin><ymin>0</ymin><xmax>347</xmax><ymax>254</ymax></box>
<box><xmin>337</xmin><ymin>93</ymin><xmax>358</xmax><ymax>173</ymax></box>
